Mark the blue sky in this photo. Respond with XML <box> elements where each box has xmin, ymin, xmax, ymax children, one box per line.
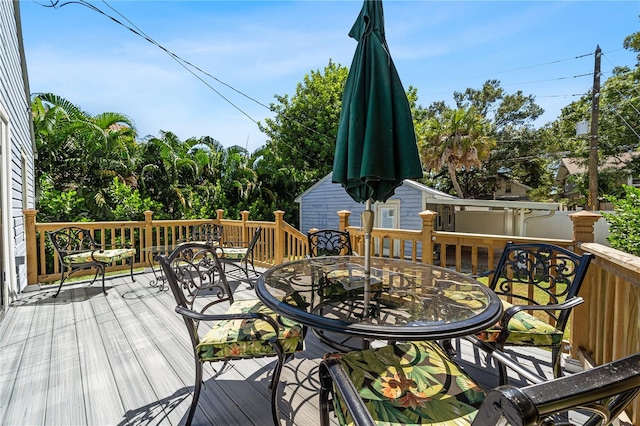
<box><xmin>20</xmin><ymin>0</ymin><xmax>640</xmax><ymax>152</ymax></box>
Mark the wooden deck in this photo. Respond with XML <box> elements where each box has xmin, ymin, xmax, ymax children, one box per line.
<box><xmin>1</xmin><ymin>269</ymin><xmax>557</xmax><ymax>426</ymax></box>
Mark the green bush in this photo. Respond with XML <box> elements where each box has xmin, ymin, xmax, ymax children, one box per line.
<box><xmin>36</xmin><ymin>176</ymin><xmax>90</xmax><ymax>222</ymax></box>
<box><xmin>106</xmin><ymin>178</ymin><xmax>164</xmax><ymax>221</ymax></box>
<box><xmin>602</xmin><ymin>184</ymin><xmax>640</xmax><ymax>255</ymax></box>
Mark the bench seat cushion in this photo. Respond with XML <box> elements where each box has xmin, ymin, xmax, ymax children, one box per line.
<box><xmin>476</xmin><ymin>300</ymin><xmax>563</xmax><ymax>346</ymax></box>
<box><xmin>196</xmin><ymin>299</ymin><xmax>305</xmax><ymax>362</ymax></box>
<box><xmin>331</xmin><ymin>341</ymin><xmax>484</xmax><ymax>425</ymax></box>
<box><xmin>63</xmin><ymin>248</ymin><xmax>136</xmax><ymax>265</ymax></box>
<box><xmin>217</xmin><ymin>247</ymin><xmax>247</xmax><ymax>260</ymax></box>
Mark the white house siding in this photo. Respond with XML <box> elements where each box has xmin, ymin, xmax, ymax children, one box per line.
<box><xmin>0</xmin><ymin>1</ymin><xmax>35</xmax><ymax>306</ymax></box>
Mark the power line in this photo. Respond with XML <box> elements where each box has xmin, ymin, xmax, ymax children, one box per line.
<box><xmin>461</xmin><ymin>52</ymin><xmax>595</xmax><ymax>81</ymax></box>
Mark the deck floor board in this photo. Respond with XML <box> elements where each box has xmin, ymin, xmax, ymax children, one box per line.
<box><xmin>1</xmin><ymin>270</ymin><xmax>559</xmax><ymax>426</ymax></box>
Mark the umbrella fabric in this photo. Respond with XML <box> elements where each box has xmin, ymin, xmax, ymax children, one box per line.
<box><xmin>332</xmin><ymin>0</ymin><xmax>423</xmax><ymax>204</ymax></box>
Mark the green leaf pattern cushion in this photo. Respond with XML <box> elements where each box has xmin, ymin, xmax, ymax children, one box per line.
<box><xmin>197</xmin><ymin>299</ymin><xmax>304</xmax><ymax>362</ymax></box>
<box><xmin>477</xmin><ymin>300</ymin><xmax>562</xmax><ymax>346</ymax></box>
<box><xmin>63</xmin><ymin>248</ymin><xmax>136</xmax><ymax>264</ymax></box>
<box><xmin>331</xmin><ymin>341</ymin><xmax>484</xmax><ymax>425</ymax></box>
<box><xmin>217</xmin><ymin>247</ymin><xmax>247</xmax><ymax>260</ymax></box>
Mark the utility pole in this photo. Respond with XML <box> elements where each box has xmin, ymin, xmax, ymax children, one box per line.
<box><xmin>588</xmin><ymin>45</ymin><xmax>601</xmax><ymax>211</ymax></box>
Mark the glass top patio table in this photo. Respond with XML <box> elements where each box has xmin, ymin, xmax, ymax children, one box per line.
<box><xmin>256</xmin><ymin>256</ymin><xmax>503</xmax><ymax>346</ymax></box>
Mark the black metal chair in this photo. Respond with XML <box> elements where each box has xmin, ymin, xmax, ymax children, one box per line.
<box><xmin>47</xmin><ymin>226</ymin><xmax>136</xmax><ymax>298</ymax></box>
<box><xmin>188</xmin><ymin>223</ymin><xmax>223</xmax><ymax>245</ymax></box>
<box><xmin>318</xmin><ymin>341</ymin><xmax>640</xmax><ymax>426</ymax></box>
<box><xmin>217</xmin><ymin>226</ymin><xmax>262</xmax><ymax>286</ymax></box>
<box><xmin>307</xmin><ymin>229</ymin><xmax>353</xmax><ymax>257</ymax></box>
<box><xmin>473</xmin><ymin>242</ymin><xmax>593</xmax><ymax>384</ymax></box>
<box><xmin>158</xmin><ymin>242</ymin><xmax>305</xmax><ymax>426</ymax></box>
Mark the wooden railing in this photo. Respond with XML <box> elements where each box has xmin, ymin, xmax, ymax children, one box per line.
<box><xmin>572</xmin><ymin>242</ymin><xmax>640</xmax><ymax>424</ymax></box>
<box><xmin>24</xmin><ymin>208</ymin><xmax>308</xmax><ymax>285</ymax></box>
<box><xmin>340</xmin><ymin>210</ymin><xmax>573</xmax><ymax>274</ymax></box>
<box><xmin>22</xmin><ymin>207</ymin><xmax>640</xmax><ymax>422</ymax></box>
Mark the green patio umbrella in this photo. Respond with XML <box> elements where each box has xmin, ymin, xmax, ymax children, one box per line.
<box><xmin>332</xmin><ymin>0</ymin><xmax>422</xmax><ymax>304</ymax></box>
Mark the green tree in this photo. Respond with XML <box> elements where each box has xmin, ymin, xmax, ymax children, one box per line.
<box><xmin>138</xmin><ymin>131</ymin><xmax>198</xmax><ymax>218</ymax></box>
<box><xmin>414</xmin><ymin>80</ymin><xmax>550</xmax><ymax>199</ymax></box>
<box><xmin>454</xmin><ymin>80</ymin><xmax>551</xmax><ymax>197</ymax></box>
<box><xmin>418</xmin><ymin>106</ymin><xmax>495</xmax><ymax>198</ymax></box>
<box><xmin>259</xmin><ymin>60</ymin><xmax>348</xmax><ymax>187</ymax></box>
<box><xmin>32</xmin><ymin>93</ymin><xmax>138</xmax><ymax>220</ymax></box>
<box><xmin>603</xmin><ymin>185</ymin><xmax>640</xmax><ymax>255</ymax></box>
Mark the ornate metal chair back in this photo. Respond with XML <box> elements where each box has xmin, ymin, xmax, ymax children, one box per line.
<box><xmin>307</xmin><ymin>229</ymin><xmax>353</xmax><ymax>257</ymax></box>
<box><xmin>487</xmin><ymin>242</ymin><xmax>592</xmax><ymax>328</ymax></box>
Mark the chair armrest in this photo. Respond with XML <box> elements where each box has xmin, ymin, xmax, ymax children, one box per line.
<box><xmin>319</xmin><ymin>358</ymin><xmax>376</xmax><ymax>426</ymax></box>
<box><xmin>473</xmin><ymin>352</ymin><xmax>640</xmax><ymax>425</ymax></box>
<box><xmin>500</xmin><ymin>297</ymin><xmax>584</xmax><ymax>327</ymax></box>
<box><xmin>473</xmin><ymin>269</ymin><xmax>495</xmax><ymax>279</ymax></box>
<box><xmin>464</xmin><ymin>335</ymin><xmax>547</xmax><ymax>384</ymax></box>
<box><xmin>175</xmin><ymin>305</ymin><xmax>281</xmax><ymax>341</ymax></box>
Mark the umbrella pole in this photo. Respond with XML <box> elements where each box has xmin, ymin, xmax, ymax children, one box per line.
<box><xmin>362</xmin><ymin>200</ymin><xmax>374</xmax><ymax>309</ymax></box>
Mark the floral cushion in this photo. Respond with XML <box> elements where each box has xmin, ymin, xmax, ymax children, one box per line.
<box><xmin>217</xmin><ymin>247</ymin><xmax>247</xmax><ymax>260</ymax></box>
<box><xmin>331</xmin><ymin>341</ymin><xmax>484</xmax><ymax>425</ymax></box>
<box><xmin>476</xmin><ymin>300</ymin><xmax>562</xmax><ymax>346</ymax></box>
<box><xmin>197</xmin><ymin>299</ymin><xmax>305</xmax><ymax>362</ymax></box>
<box><xmin>63</xmin><ymin>248</ymin><xmax>136</xmax><ymax>265</ymax></box>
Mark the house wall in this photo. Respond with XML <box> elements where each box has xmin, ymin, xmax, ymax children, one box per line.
<box><xmin>298</xmin><ymin>178</ymin><xmax>426</xmax><ymax>234</ymax></box>
<box><xmin>0</xmin><ymin>1</ymin><xmax>35</xmax><ymax>304</ymax></box>
<box><xmin>494</xmin><ymin>179</ymin><xmax>530</xmax><ymax>199</ymax></box>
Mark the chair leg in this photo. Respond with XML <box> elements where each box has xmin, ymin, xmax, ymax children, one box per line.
<box><xmin>99</xmin><ymin>264</ymin><xmax>107</xmax><ymax>295</ymax></box>
<box><xmin>53</xmin><ymin>269</ymin><xmax>68</xmax><ymax>298</ymax></box>
<box><xmin>268</xmin><ymin>345</ymin><xmax>286</xmax><ymax>425</ymax></box>
<box><xmin>186</xmin><ymin>360</ymin><xmax>204</xmax><ymax>426</ymax></box>
<box><xmin>551</xmin><ymin>346</ymin><xmax>563</xmax><ymax>379</ymax></box>
<box><xmin>87</xmin><ymin>267</ymin><xmax>100</xmax><ymax>286</ymax></box>
<box><xmin>497</xmin><ymin>360</ymin><xmax>508</xmax><ymax>385</ymax></box>
<box><xmin>242</xmin><ymin>260</ymin><xmax>256</xmax><ymax>289</ymax></box>
<box><xmin>318</xmin><ymin>363</ymin><xmax>333</xmax><ymax>426</ymax></box>
<box><xmin>128</xmin><ymin>256</ymin><xmax>136</xmax><ymax>282</ymax></box>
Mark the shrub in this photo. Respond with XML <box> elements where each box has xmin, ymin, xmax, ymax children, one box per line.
<box><xmin>602</xmin><ymin>184</ymin><xmax>640</xmax><ymax>255</ymax></box>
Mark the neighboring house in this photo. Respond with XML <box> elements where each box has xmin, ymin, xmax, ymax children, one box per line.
<box><xmin>556</xmin><ymin>152</ymin><xmax>640</xmax><ymax>206</ymax></box>
<box><xmin>0</xmin><ymin>1</ymin><xmax>36</xmax><ymax>313</ymax></box>
<box><xmin>295</xmin><ymin>172</ymin><xmax>457</xmax><ymax>234</ymax></box>
<box><xmin>493</xmin><ymin>175</ymin><xmax>532</xmax><ymax>201</ymax></box>
<box><xmin>296</xmin><ymin>172</ymin><xmax>568</xmax><ymax>241</ymax></box>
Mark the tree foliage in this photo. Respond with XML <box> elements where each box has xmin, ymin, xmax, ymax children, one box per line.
<box><xmin>603</xmin><ymin>185</ymin><xmax>640</xmax><ymax>255</ymax></box>
<box><xmin>418</xmin><ymin>106</ymin><xmax>495</xmax><ymax>198</ymax></box>
<box><xmin>259</xmin><ymin>60</ymin><xmax>348</xmax><ymax>187</ymax></box>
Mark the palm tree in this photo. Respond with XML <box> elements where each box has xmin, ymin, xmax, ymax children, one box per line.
<box><xmin>139</xmin><ymin>131</ymin><xmax>199</xmax><ymax>217</ymax></box>
<box><xmin>418</xmin><ymin>107</ymin><xmax>495</xmax><ymax>198</ymax></box>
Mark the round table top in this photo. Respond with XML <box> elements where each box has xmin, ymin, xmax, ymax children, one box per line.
<box><xmin>256</xmin><ymin>256</ymin><xmax>503</xmax><ymax>342</ymax></box>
